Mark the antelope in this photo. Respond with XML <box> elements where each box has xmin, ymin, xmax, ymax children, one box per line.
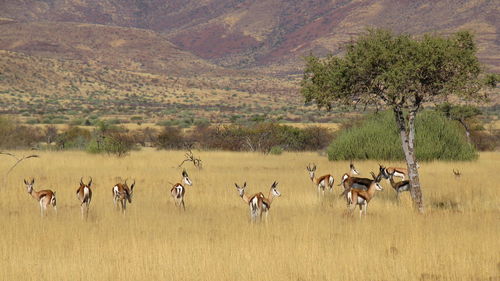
<box><xmin>379</xmin><ymin>165</ymin><xmax>408</xmax><ymax>180</ymax></box>
<box><xmin>347</xmin><ymin>172</ymin><xmax>383</xmax><ymax>217</ymax></box>
<box><xmin>170</xmin><ymin>170</ymin><xmax>193</xmax><ymax>210</ymax></box>
<box><xmin>338</xmin><ymin>172</ymin><xmax>378</xmax><ymax>201</ymax></box>
<box><xmin>388</xmin><ymin>173</ymin><xmax>410</xmax><ymax>201</ymax></box>
<box><xmin>453</xmin><ymin>169</ymin><xmax>461</xmax><ymax>179</ymax></box>
<box><xmin>260</xmin><ymin>181</ymin><xmax>281</xmax><ymax>220</ymax></box>
<box><xmin>112</xmin><ymin>179</ymin><xmax>135</xmax><ymax>213</ymax></box>
<box><xmin>23</xmin><ymin>178</ymin><xmax>57</xmax><ymax>217</ymax></box>
<box><xmin>76</xmin><ymin>177</ymin><xmax>93</xmax><ymax>219</ymax></box>
<box><xmin>306</xmin><ymin>163</ymin><xmax>334</xmax><ymax>195</ymax></box>
<box><xmin>234</xmin><ymin>182</ymin><xmax>265</xmax><ymax>222</ymax></box>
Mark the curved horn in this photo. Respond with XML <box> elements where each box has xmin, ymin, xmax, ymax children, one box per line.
<box><xmin>88</xmin><ymin>177</ymin><xmax>92</xmax><ymax>186</ymax></box>
<box><xmin>80</xmin><ymin>177</ymin><xmax>84</xmax><ymax>185</ymax></box>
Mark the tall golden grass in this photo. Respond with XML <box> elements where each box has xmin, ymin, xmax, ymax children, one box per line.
<box><xmin>0</xmin><ymin>150</ymin><xmax>498</xmax><ymax>281</ymax></box>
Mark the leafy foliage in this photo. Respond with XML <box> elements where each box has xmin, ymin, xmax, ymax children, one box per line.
<box><xmin>327</xmin><ymin>110</ymin><xmax>477</xmax><ymax>161</ymax></box>
<box><xmin>302</xmin><ymin>29</ymin><xmax>484</xmax><ymax>109</ymax></box>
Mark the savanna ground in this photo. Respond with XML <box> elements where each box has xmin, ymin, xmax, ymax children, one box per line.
<box><xmin>0</xmin><ymin>150</ymin><xmax>498</xmax><ymax>281</ymax></box>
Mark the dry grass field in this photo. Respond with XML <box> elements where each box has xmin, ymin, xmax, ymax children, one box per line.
<box><xmin>0</xmin><ymin>150</ymin><xmax>498</xmax><ymax>281</ymax></box>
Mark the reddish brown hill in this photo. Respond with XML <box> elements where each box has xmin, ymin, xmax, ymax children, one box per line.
<box><xmin>0</xmin><ymin>21</ymin><xmax>224</xmax><ymax>76</ymax></box>
<box><xmin>0</xmin><ymin>0</ymin><xmax>498</xmax><ymax>73</ymax></box>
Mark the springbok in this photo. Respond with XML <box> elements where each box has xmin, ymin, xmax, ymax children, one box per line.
<box><xmin>170</xmin><ymin>170</ymin><xmax>193</xmax><ymax>210</ymax></box>
<box><xmin>76</xmin><ymin>177</ymin><xmax>93</xmax><ymax>219</ymax></box>
<box><xmin>338</xmin><ymin>171</ymin><xmax>378</xmax><ymax>202</ymax></box>
<box><xmin>112</xmin><ymin>179</ymin><xmax>135</xmax><ymax>213</ymax></box>
<box><xmin>260</xmin><ymin>181</ymin><xmax>281</xmax><ymax>220</ymax></box>
<box><xmin>23</xmin><ymin>178</ymin><xmax>57</xmax><ymax>217</ymax></box>
<box><xmin>347</xmin><ymin>172</ymin><xmax>383</xmax><ymax>217</ymax></box>
<box><xmin>388</xmin><ymin>173</ymin><xmax>410</xmax><ymax>201</ymax></box>
<box><xmin>306</xmin><ymin>163</ymin><xmax>334</xmax><ymax>195</ymax></box>
<box><xmin>453</xmin><ymin>169</ymin><xmax>461</xmax><ymax>179</ymax></box>
<box><xmin>379</xmin><ymin>163</ymin><xmax>419</xmax><ymax>181</ymax></box>
<box><xmin>234</xmin><ymin>182</ymin><xmax>265</xmax><ymax>222</ymax></box>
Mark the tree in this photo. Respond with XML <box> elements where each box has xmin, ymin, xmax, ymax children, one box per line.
<box><xmin>301</xmin><ymin>29</ymin><xmax>490</xmax><ymax>213</ymax></box>
<box><xmin>436</xmin><ymin>103</ymin><xmax>481</xmax><ymax>142</ymax></box>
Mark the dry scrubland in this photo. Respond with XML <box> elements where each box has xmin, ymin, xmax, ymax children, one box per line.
<box><xmin>0</xmin><ymin>150</ymin><xmax>498</xmax><ymax>281</ymax></box>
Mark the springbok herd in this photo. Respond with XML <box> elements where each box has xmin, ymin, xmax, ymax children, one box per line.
<box><xmin>23</xmin><ymin>161</ymin><xmax>412</xmax><ymax>221</ymax></box>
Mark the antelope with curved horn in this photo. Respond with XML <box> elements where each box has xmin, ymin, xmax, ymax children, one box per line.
<box><xmin>23</xmin><ymin>178</ymin><xmax>57</xmax><ymax>217</ymax></box>
<box><xmin>347</xmin><ymin>172</ymin><xmax>383</xmax><ymax>217</ymax></box>
<box><xmin>388</xmin><ymin>173</ymin><xmax>410</xmax><ymax>201</ymax></box>
<box><xmin>76</xmin><ymin>177</ymin><xmax>93</xmax><ymax>219</ymax></box>
<box><xmin>170</xmin><ymin>170</ymin><xmax>193</xmax><ymax>210</ymax></box>
<box><xmin>260</xmin><ymin>181</ymin><xmax>281</xmax><ymax>220</ymax></box>
<box><xmin>234</xmin><ymin>182</ymin><xmax>265</xmax><ymax>222</ymax></box>
<box><xmin>453</xmin><ymin>169</ymin><xmax>461</xmax><ymax>179</ymax></box>
<box><xmin>112</xmin><ymin>179</ymin><xmax>135</xmax><ymax>213</ymax></box>
<box><xmin>306</xmin><ymin>163</ymin><xmax>334</xmax><ymax>195</ymax></box>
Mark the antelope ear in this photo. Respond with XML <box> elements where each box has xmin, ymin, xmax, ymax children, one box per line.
<box><xmin>31</xmin><ymin>178</ymin><xmax>35</xmax><ymax>184</ymax></box>
<box><xmin>243</xmin><ymin>182</ymin><xmax>247</xmax><ymax>188</ymax></box>
<box><xmin>234</xmin><ymin>183</ymin><xmax>238</xmax><ymax>188</ymax></box>
<box><xmin>24</xmin><ymin>179</ymin><xmax>28</xmax><ymax>185</ymax></box>
<box><xmin>88</xmin><ymin>177</ymin><xmax>92</xmax><ymax>187</ymax></box>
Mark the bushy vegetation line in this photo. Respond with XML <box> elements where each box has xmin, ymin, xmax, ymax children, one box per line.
<box><xmin>327</xmin><ymin>110</ymin><xmax>478</xmax><ymax>161</ymax></box>
<box><xmin>0</xmin><ymin>117</ymin><xmax>333</xmax><ymax>155</ymax></box>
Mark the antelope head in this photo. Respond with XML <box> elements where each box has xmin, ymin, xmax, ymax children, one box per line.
<box><xmin>306</xmin><ymin>163</ymin><xmax>317</xmax><ymax>181</ymax></box>
<box><xmin>270</xmin><ymin>181</ymin><xmax>281</xmax><ymax>198</ymax></box>
<box><xmin>350</xmin><ymin>161</ymin><xmax>360</xmax><ymax>175</ymax></box>
<box><xmin>370</xmin><ymin>172</ymin><xmax>384</xmax><ymax>191</ymax></box>
<box><xmin>378</xmin><ymin>164</ymin><xmax>390</xmax><ymax>179</ymax></box>
<box><xmin>182</xmin><ymin>169</ymin><xmax>192</xmax><ymax>186</ymax></box>
<box><xmin>234</xmin><ymin>182</ymin><xmax>247</xmax><ymax>197</ymax></box>
<box><xmin>23</xmin><ymin>178</ymin><xmax>35</xmax><ymax>194</ymax></box>
<box><xmin>124</xmin><ymin>179</ymin><xmax>136</xmax><ymax>202</ymax></box>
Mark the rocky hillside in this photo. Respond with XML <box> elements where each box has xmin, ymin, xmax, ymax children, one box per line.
<box><xmin>0</xmin><ymin>0</ymin><xmax>498</xmax><ymax>73</ymax></box>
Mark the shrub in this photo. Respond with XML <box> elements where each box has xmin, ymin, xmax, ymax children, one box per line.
<box><xmin>327</xmin><ymin>110</ymin><xmax>478</xmax><ymax>161</ymax></box>
<box><xmin>157</xmin><ymin>126</ymin><xmax>185</xmax><ymax>149</ymax></box>
<box><xmin>269</xmin><ymin>146</ymin><xmax>283</xmax><ymax>155</ymax></box>
<box><xmin>56</xmin><ymin>126</ymin><xmax>92</xmax><ymax>149</ymax></box>
<box><xmin>0</xmin><ymin>117</ymin><xmax>43</xmax><ymax>148</ymax></box>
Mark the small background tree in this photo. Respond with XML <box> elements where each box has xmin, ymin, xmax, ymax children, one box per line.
<box><xmin>436</xmin><ymin>103</ymin><xmax>481</xmax><ymax>142</ymax></box>
<box><xmin>301</xmin><ymin>29</ymin><xmax>492</xmax><ymax>212</ymax></box>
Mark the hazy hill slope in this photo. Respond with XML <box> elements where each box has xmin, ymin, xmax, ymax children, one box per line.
<box><xmin>0</xmin><ymin>0</ymin><xmax>497</xmax><ymax>72</ymax></box>
<box><xmin>0</xmin><ymin>21</ymin><xmax>223</xmax><ymax>76</ymax></box>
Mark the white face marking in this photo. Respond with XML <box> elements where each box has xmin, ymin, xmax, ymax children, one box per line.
<box><xmin>375</xmin><ymin>183</ymin><xmax>383</xmax><ymax>191</ymax></box>
<box><xmin>83</xmin><ymin>187</ymin><xmax>89</xmax><ymax>197</ymax></box>
<box><xmin>272</xmin><ymin>188</ymin><xmax>281</xmax><ymax>197</ymax></box>
<box><xmin>183</xmin><ymin>177</ymin><xmax>193</xmax><ymax>186</ymax></box>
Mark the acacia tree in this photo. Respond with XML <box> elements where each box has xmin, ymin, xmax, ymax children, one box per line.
<box><xmin>436</xmin><ymin>103</ymin><xmax>481</xmax><ymax>142</ymax></box>
<box><xmin>301</xmin><ymin>29</ymin><xmax>489</xmax><ymax>213</ymax></box>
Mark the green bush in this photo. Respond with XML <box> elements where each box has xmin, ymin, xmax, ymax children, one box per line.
<box><xmin>328</xmin><ymin>110</ymin><xmax>478</xmax><ymax>161</ymax></box>
<box><xmin>269</xmin><ymin>146</ymin><xmax>283</xmax><ymax>155</ymax></box>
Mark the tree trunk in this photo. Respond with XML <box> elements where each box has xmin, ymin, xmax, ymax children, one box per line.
<box><xmin>393</xmin><ymin>107</ymin><xmax>424</xmax><ymax>213</ymax></box>
<box><xmin>458</xmin><ymin>119</ymin><xmax>471</xmax><ymax>142</ymax></box>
